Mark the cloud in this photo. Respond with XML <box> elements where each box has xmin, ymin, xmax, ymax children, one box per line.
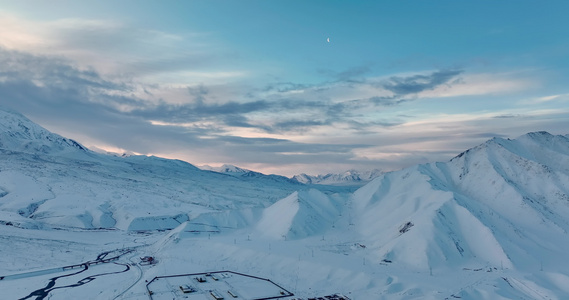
<box><xmin>0</xmin><ymin>20</ymin><xmax>558</xmax><ymax>177</ymax></box>
<box><xmin>369</xmin><ymin>96</ymin><xmax>408</xmax><ymax>106</ymax></box>
<box><xmin>522</xmin><ymin>93</ymin><xmax>569</xmax><ymax>105</ymax></box>
<box><xmin>217</xmin><ymin>67</ymin><xmax>534</xmax><ymax>134</ymax></box>
<box><xmin>492</xmin><ymin>114</ymin><xmax>520</xmax><ymax>119</ymax></box>
<box><xmin>0</xmin><ymin>48</ymin><xmax>342</xmax><ymax>136</ymax></box>
<box><xmin>187</xmin><ymin>84</ymin><xmax>209</xmax><ymax>105</ymax></box>
<box><xmin>0</xmin><ymin>47</ymin><xmax>379</xmax><ymax>170</ymax></box>
<box><xmin>418</xmin><ymin>72</ymin><xmax>535</xmax><ymax>99</ymax></box>
<box><xmin>0</xmin><ymin>12</ymin><xmax>241</xmax><ymax>85</ymax></box>
<box><xmin>0</xmin><ymin>48</ymin><xmax>126</xmax><ymax>90</ymax></box>
<box><xmin>131</xmin><ymin>100</ymin><xmax>271</xmax><ymax>125</ymax></box>
<box><xmin>262</xmin><ymin>81</ymin><xmax>315</xmax><ymax>93</ymax></box>
<box><xmin>381</xmin><ymin>69</ymin><xmax>463</xmax><ymax>95</ymax></box>
<box><xmin>318</xmin><ymin>65</ymin><xmax>372</xmax><ymax>82</ymax></box>
<box><xmin>271</xmin><ymin>119</ymin><xmax>331</xmax><ymax>132</ymax></box>
<box><xmin>259</xmin><ymin>69</ymin><xmax>465</xmax><ymax>115</ymax></box>
<box><xmin>0</xmin><ymin>48</ymin><xmax>151</xmax><ymax>117</ymax></box>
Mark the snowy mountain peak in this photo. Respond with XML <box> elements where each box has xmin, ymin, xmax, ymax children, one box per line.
<box><xmin>200</xmin><ymin>164</ymin><xmax>301</xmax><ymax>185</ymax></box>
<box><xmin>201</xmin><ymin>164</ymin><xmax>250</xmax><ymax>174</ymax></box>
<box><xmin>257</xmin><ymin>189</ymin><xmax>342</xmax><ymax>240</ymax></box>
<box><xmin>518</xmin><ymin>130</ymin><xmax>569</xmax><ymax>147</ymax></box>
<box><xmin>0</xmin><ymin>107</ymin><xmax>88</xmax><ymax>155</ymax></box>
<box><xmin>354</xmin><ymin>130</ymin><xmax>569</xmax><ymax>273</ymax></box>
<box><xmin>293</xmin><ymin>169</ymin><xmax>384</xmax><ymax>186</ymax></box>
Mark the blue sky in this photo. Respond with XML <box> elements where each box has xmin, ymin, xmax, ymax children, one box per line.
<box><xmin>1</xmin><ymin>1</ymin><xmax>569</xmax><ymax>176</ymax></box>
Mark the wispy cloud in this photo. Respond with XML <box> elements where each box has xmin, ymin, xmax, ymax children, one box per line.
<box><xmin>0</xmin><ymin>47</ymin><xmax>376</xmax><ymax>171</ymax></box>
<box><xmin>418</xmin><ymin>72</ymin><xmax>536</xmax><ymax>98</ymax></box>
<box><xmin>318</xmin><ymin>65</ymin><xmax>372</xmax><ymax>82</ymax></box>
<box><xmin>1</xmin><ymin>44</ymin><xmax>540</xmax><ymax>140</ymax></box>
<box><xmin>1</xmin><ymin>10</ymin><xmax>562</xmax><ymax>176</ymax></box>
<box><xmin>0</xmin><ymin>12</ymin><xmax>241</xmax><ymax>85</ymax></box>
<box><xmin>380</xmin><ymin>69</ymin><xmax>463</xmax><ymax>95</ymax></box>
<box><xmin>522</xmin><ymin>93</ymin><xmax>569</xmax><ymax>105</ymax></box>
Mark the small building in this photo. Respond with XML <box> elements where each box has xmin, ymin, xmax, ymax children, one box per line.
<box><xmin>209</xmin><ymin>290</ymin><xmax>224</xmax><ymax>300</ymax></box>
<box><xmin>140</xmin><ymin>256</ymin><xmax>156</xmax><ymax>265</ymax></box>
<box><xmin>206</xmin><ymin>273</ymin><xmax>219</xmax><ymax>281</ymax></box>
<box><xmin>227</xmin><ymin>290</ymin><xmax>238</xmax><ymax>298</ymax></box>
<box><xmin>179</xmin><ymin>284</ymin><xmax>196</xmax><ymax>293</ymax></box>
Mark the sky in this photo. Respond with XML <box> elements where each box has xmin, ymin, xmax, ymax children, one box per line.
<box><xmin>1</xmin><ymin>1</ymin><xmax>569</xmax><ymax>176</ymax></box>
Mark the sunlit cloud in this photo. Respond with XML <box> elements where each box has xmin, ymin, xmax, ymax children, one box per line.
<box><xmin>520</xmin><ymin>93</ymin><xmax>569</xmax><ymax>105</ymax></box>
<box><xmin>418</xmin><ymin>72</ymin><xmax>536</xmax><ymax>98</ymax></box>
<box><xmin>0</xmin><ymin>12</ymin><xmax>242</xmax><ymax>85</ymax></box>
<box><xmin>1</xmin><ymin>5</ymin><xmax>568</xmax><ymax>176</ymax></box>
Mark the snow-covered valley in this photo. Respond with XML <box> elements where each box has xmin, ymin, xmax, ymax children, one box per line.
<box><xmin>1</xmin><ymin>107</ymin><xmax>569</xmax><ymax>299</ymax></box>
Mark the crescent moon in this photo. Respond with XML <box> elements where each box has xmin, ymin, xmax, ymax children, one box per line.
<box><xmin>327</xmin><ymin>37</ymin><xmax>330</xmax><ymax>43</ymax></box>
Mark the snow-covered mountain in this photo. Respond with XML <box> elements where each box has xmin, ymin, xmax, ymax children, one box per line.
<box><xmin>200</xmin><ymin>164</ymin><xmax>250</xmax><ymax>174</ymax></box>
<box><xmin>348</xmin><ymin>131</ymin><xmax>569</xmax><ymax>297</ymax></box>
<box><xmin>0</xmin><ymin>108</ymin><xmax>307</xmax><ymax>232</ymax></box>
<box><xmin>0</xmin><ymin>107</ymin><xmax>88</xmax><ymax>156</ymax></box>
<box><xmin>203</xmin><ymin>164</ymin><xmax>384</xmax><ymax>186</ymax></box>
<box><xmin>292</xmin><ymin>169</ymin><xmax>384</xmax><ymax>186</ymax></box>
<box><xmin>2</xmin><ymin>106</ymin><xmax>569</xmax><ymax>299</ymax></box>
<box><xmin>201</xmin><ymin>163</ymin><xmax>301</xmax><ymax>185</ymax></box>
<box><xmin>257</xmin><ymin>189</ymin><xmax>343</xmax><ymax>240</ymax></box>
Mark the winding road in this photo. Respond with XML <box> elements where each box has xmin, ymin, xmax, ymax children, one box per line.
<box><xmin>112</xmin><ymin>251</ymin><xmax>144</xmax><ymax>300</ymax></box>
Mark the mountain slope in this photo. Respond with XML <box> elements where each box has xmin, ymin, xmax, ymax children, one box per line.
<box><xmin>0</xmin><ymin>108</ymin><xmax>307</xmax><ymax>231</ymax></box>
<box><xmin>0</xmin><ymin>107</ymin><xmax>88</xmax><ymax>156</ymax></box>
<box><xmin>352</xmin><ymin>131</ymin><xmax>569</xmax><ymax>272</ymax></box>
<box><xmin>256</xmin><ymin>189</ymin><xmax>342</xmax><ymax>240</ymax></box>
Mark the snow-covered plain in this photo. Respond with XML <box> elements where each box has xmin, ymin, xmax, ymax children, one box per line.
<box><xmin>1</xmin><ymin>107</ymin><xmax>569</xmax><ymax>299</ymax></box>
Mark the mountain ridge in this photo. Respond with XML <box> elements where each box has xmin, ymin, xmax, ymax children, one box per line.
<box><xmin>1</xmin><ymin>106</ymin><xmax>569</xmax><ymax>299</ymax></box>
<box><xmin>200</xmin><ymin>164</ymin><xmax>302</xmax><ymax>185</ymax></box>
<box><xmin>0</xmin><ymin>107</ymin><xmax>89</xmax><ymax>155</ymax></box>
<box><xmin>292</xmin><ymin>169</ymin><xmax>385</xmax><ymax>186</ymax></box>
<box><xmin>0</xmin><ymin>107</ymin><xmax>311</xmax><ymax>231</ymax></box>
<box><xmin>351</xmin><ymin>130</ymin><xmax>569</xmax><ymax>273</ymax></box>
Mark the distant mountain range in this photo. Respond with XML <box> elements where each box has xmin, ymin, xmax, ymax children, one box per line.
<box><xmin>200</xmin><ymin>164</ymin><xmax>301</xmax><ymax>185</ymax></box>
<box><xmin>292</xmin><ymin>169</ymin><xmax>385</xmax><ymax>186</ymax></box>
<box><xmin>200</xmin><ymin>164</ymin><xmax>251</xmax><ymax>174</ymax></box>
<box><xmin>201</xmin><ymin>164</ymin><xmax>384</xmax><ymax>186</ymax></box>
